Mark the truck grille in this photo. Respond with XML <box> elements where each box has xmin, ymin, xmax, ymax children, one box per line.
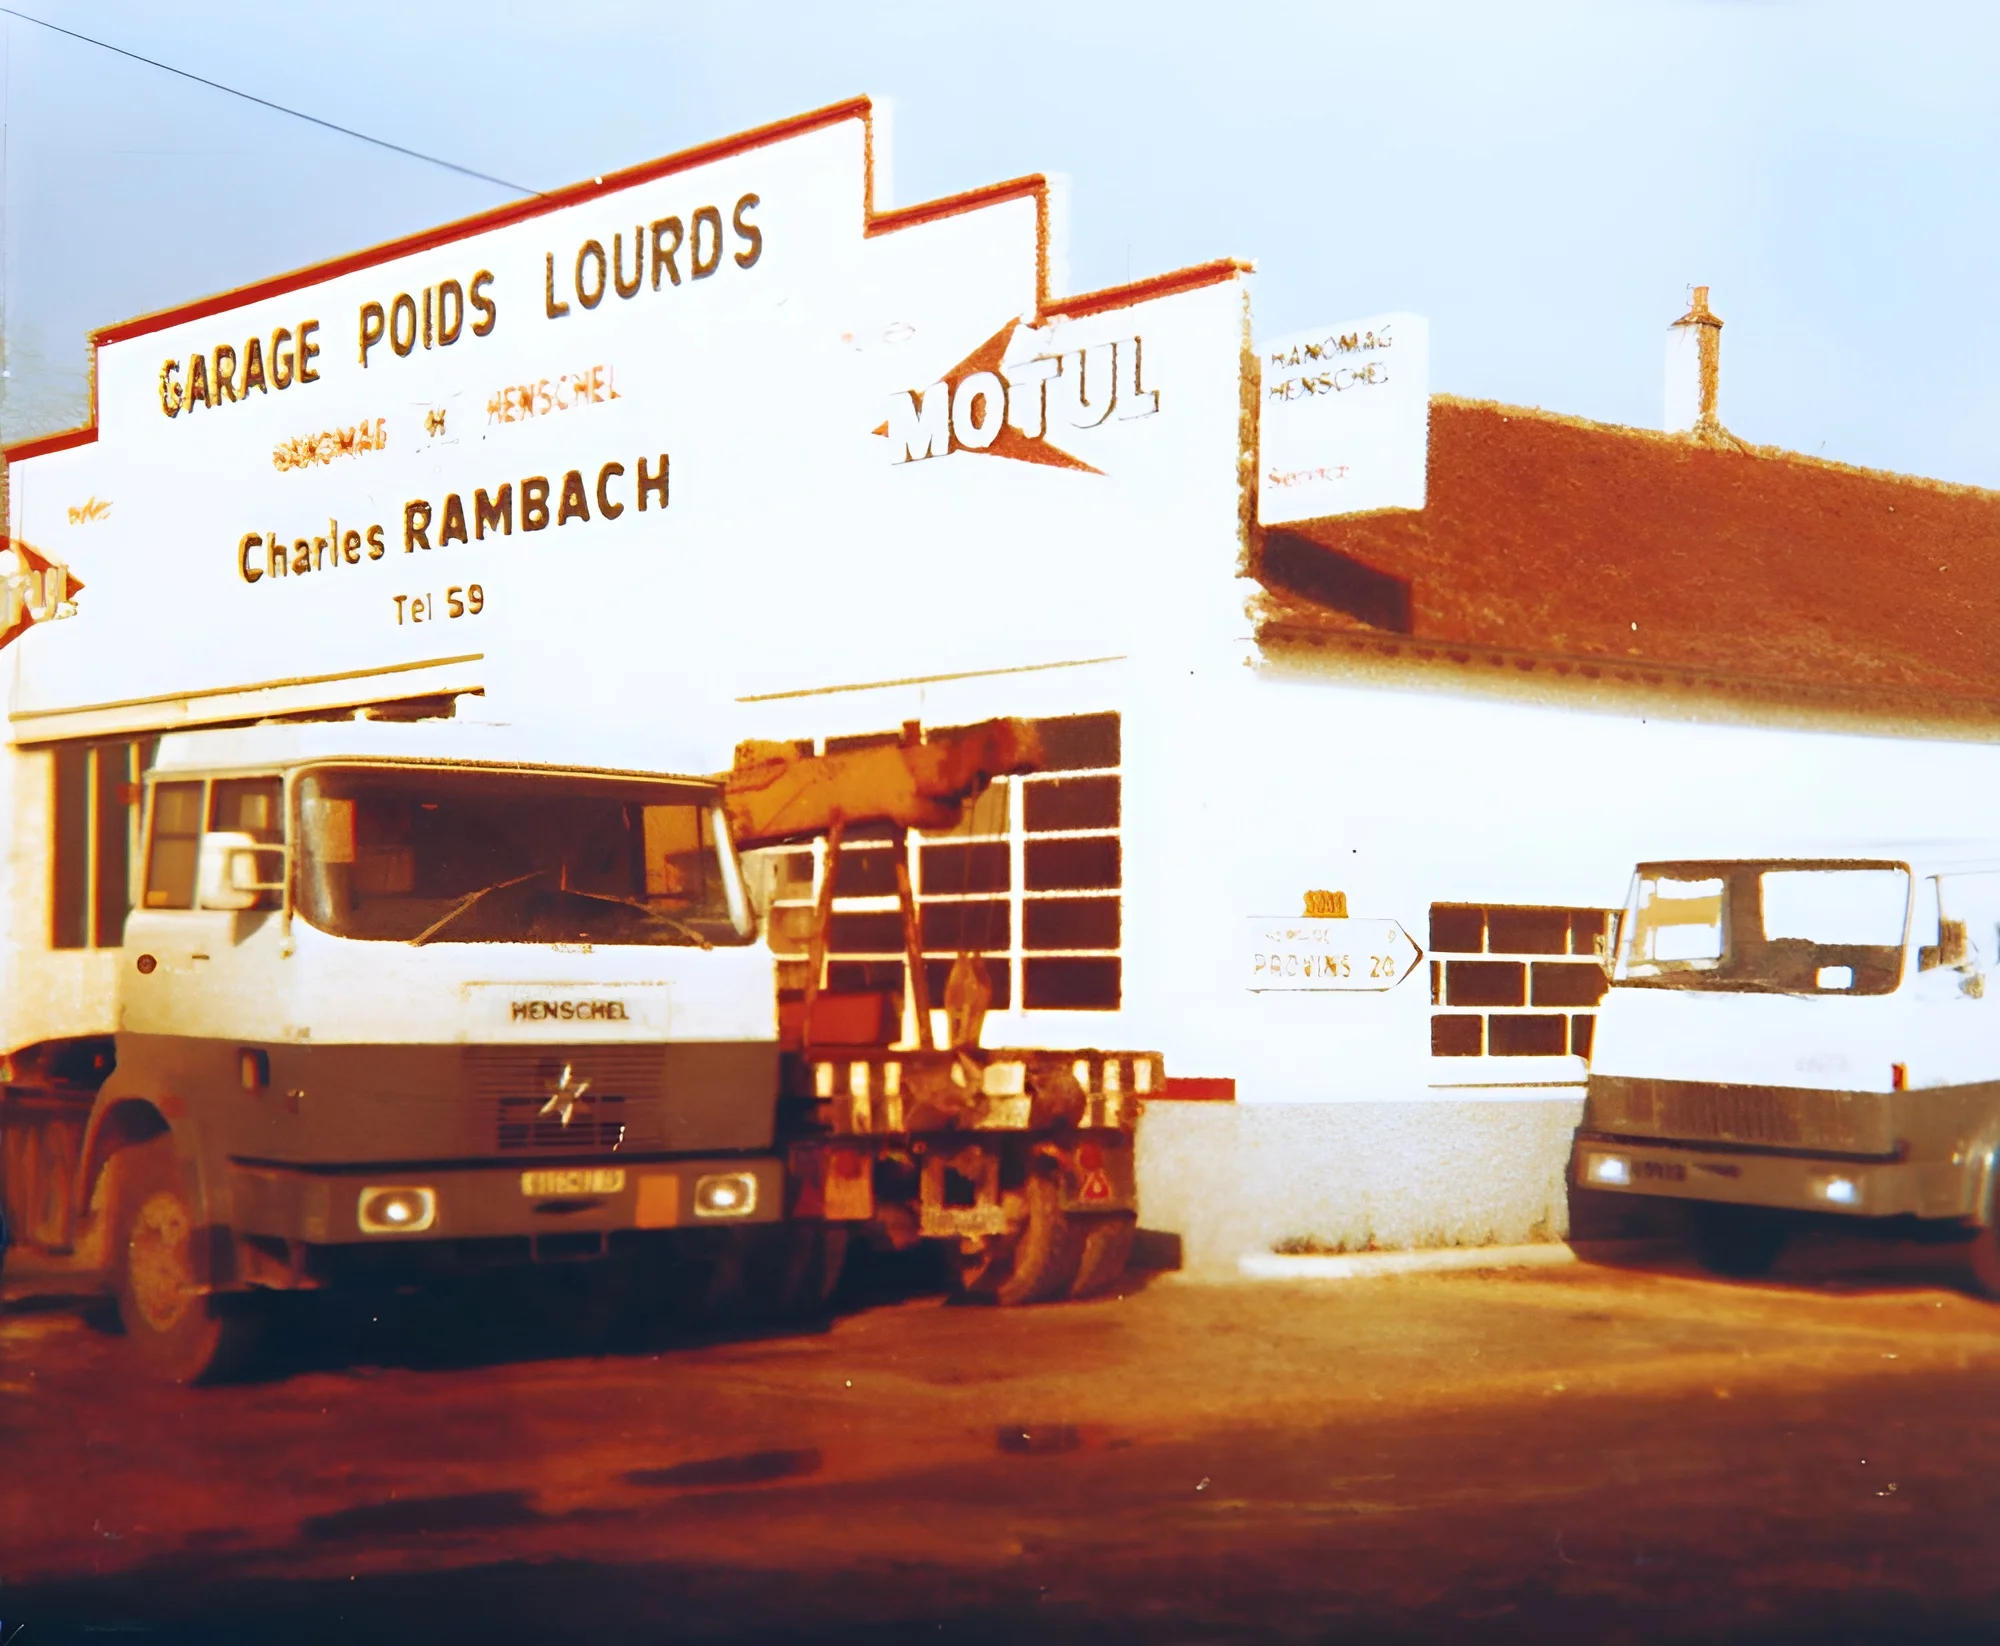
<box><xmin>1655</xmin><ymin>1084</ymin><xmax>1802</xmax><ymax>1147</ymax></box>
<box><xmin>466</xmin><ymin>1046</ymin><xmax>667</xmax><ymax>1154</ymax></box>
<box><xmin>1588</xmin><ymin>1076</ymin><xmax>1895</xmax><ymax>1157</ymax></box>
<box><xmin>494</xmin><ymin>1095</ymin><xmax>629</xmax><ymax>1152</ymax></box>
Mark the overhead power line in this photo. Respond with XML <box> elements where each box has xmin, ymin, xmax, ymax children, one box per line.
<box><xmin>0</xmin><ymin>6</ymin><xmax>541</xmax><ymax>196</ymax></box>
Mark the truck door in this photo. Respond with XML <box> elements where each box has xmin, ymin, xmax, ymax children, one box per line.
<box><xmin>124</xmin><ymin>775</ymin><xmax>289</xmax><ymax>1042</ymax></box>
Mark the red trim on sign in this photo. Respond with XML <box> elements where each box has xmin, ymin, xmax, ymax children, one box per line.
<box><xmin>3</xmin><ymin>424</ymin><xmax>97</xmax><ymax>463</ymax></box>
<box><xmin>89</xmin><ymin>96</ymin><xmax>873</xmax><ymax>349</ymax></box>
<box><xmin>2</xmin><ymin>96</ymin><xmax>1250</xmax><ymax>466</ymax></box>
<box><xmin>1043</xmin><ymin>259</ymin><xmax>1254</xmax><ymax>322</ymax></box>
<box><xmin>1159</xmin><ymin>1077</ymin><xmax>1237</xmax><ymax>1102</ymax></box>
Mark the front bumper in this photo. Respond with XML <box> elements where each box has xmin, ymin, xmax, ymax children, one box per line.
<box><xmin>1571</xmin><ymin>1131</ymin><xmax>1925</xmax><ymax>1218</ymax></box>
<box><xmin>227</xmin><ymin>1154</ymin><xmax>784</xmax><ymax>1246</ymax></box>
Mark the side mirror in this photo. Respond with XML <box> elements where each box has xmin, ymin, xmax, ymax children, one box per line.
<box><xmin>197</xmin><ymin>831</ymin><xmax>285</xmax><ymax>911</ymax></box>
<box><xmin>1596</xmin><ymin>913</ymin><xmax>1622</xmax><ymax>978</ymax></box>
<box><xmin>1922</xmin><ymin>917</ymin><xmax>1970</xmax><ymax>973</ymax></box>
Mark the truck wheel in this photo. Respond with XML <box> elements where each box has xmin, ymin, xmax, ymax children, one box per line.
<box><xmin>1964</xmin><ymin>1165</ymin><xmax>2000</xmax><ymax>1299</ymax></box>
<box><xmin>1688</xmin><ymin>1202</ymin><xmax>1788</xmax><ymax>1279</ymax></box>
<box><xmin>663</xmin><ymin>1228</ymin><xmax>751</xmax><ymax>1328</ymax></box>
<box><xmin>1069</xmin><ymin>1213</ymin><xmax>1138</xmax><ymax>1299</ymax></box>
<box><xmin>957</xmin><ymin>1174</ymin><xmax>1085</xmax><ymax>1306</ymax></box>
<box><xmin>774</xmin><ymin>1225</ymin><xmax>849</xmax><ymax>1317</ymax></box>
<box><xmin>109</xmin><ymin>1137</ymin><xmax>255</xmax><ymax>1383</ymax></box>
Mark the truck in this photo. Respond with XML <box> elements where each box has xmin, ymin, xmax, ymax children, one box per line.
<box><xmin>1</xmin><ymin>712</ymin><xmax>792</xmax><ymax>1380</ymax></box>
<box><xmin>1572</xmin><ymin>848</ymin><xmax>2000</xmax><ymax>1292</ymax></box>
<box><xmin>725</xmin><ymin>720</ymin><xmax>1153</xmax><ymax>1307</ymax></box>
<box><xmin>0</xmin><ymin>705</ymin><xmax>1157</xmax><ymax>1380</ymax></box>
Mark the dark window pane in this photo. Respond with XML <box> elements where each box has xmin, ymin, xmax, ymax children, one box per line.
<box><xmin>52</xmin><ymin>743</ymin><xmax>90</xmax><ymax>949</ymax></box>
<box><xmin>1432</xmin><ymin>1015</ymin><xmax>1482</xmax><ymax>1056</ymax></box>
<box><xmin>1532</xmin><ymin>961</ymin><xmax>1609</xmax><ymax>1008</ymax></box>
<box><xmin>1571</xmin><ymin>1014</ymin><xmax>1596</xmax><ymax>1059</ymax></box>
<box><xmin>920</xmin><ymin>841</ymin><xmax>1010</xmax><ymax>895</ymax></box>
<box><xmin>918</xmin><ymin>780</ymin><xmax>1009</xmax><ymax>840</ymax></box>
<box><xmin>828</xmin><ymin>910</ymin><xmax>906</xmax><ymax>955</ymax></box>
<box><xmin>1024</xmin><ymin>956</ymin><xmax>1121</xmax><ymax>1010</ymax></box>
<box><xmin>767</xmin><ymin>904</ymin><xmax>817</xmax><ymax>957</ymax></box>
<box><xmin>1488</xmin><ymin>1014</ymin><xmax>1568</xmax><ymax>1056</ymax></box>
<box><xmin>920</xmin><ymin>898</ymin><xmax>1011</xmax><ymax>952</ymax></box>
<box><xmin>1033</xmin><ymin>712</ymin><xmax>1119</xmax><ymax>772</ymax></box>
<box><xmin>773</xmin><ymin>850</ymin><xmax>815</xmax><ymax>891</ymax></box>
<box><xmin>924</xmin><ymin>957</ymin><xmax>1013</xmax><ymax>1011</ymax></box>
<box><xmin>144</xmin><ymin>780</ymin><xmax>203</xmax><ymax>911</ymax></box>
<box><xmin>93</xmin><ymin>743</ymin><xmax>134</xmax><ymax>947</ymax></box>
<box><xmin>209</xmin><ymin>777</ymin><xmax>283</xmax><ymax>842</ymax></box>
<box><xmin>1571</xmin><ymin>910</ymin><xmax>1611</xmax><ymax>957</ymax></box>
<box><xmin>826</xmin><ymin>961</ymin><xmax>905</xmax><ymax>996</ymax></box>
<box><xmin>1430</xmin><ymin>904</ymin><xmax>1484</xmax><ymax>954</ymax></box>
<box><xmin>832</xmin><ymin>844</ymin><xmax>901</xmax><ymax>897</ymax></box>
<box><xmin>1430</xmin><ymin>960</ymin><xmax>1442</xmax><ymax>1004</ymax></box>
<box><xmin>1446</xmin><ymin>960</ymin><xmax>1524</xmax><ymax>1008</ymax></box>
<box><xmin>1024</xmin><ymin>897</ymin><xmax>1120</xmax><ymax>951</ymax></box>
<box><xmin>1023</xmin><ymin>775</ymin><xmax>1119</xmax><ymax>833</ymax></box>
<box><xmin>1487</xmin><ymin>908</ymin><xmax>1571</xmax><ymax>954</ymax></box>
<box><xmin>1026</xmin><ymin>837</ymin><xmax>1120</xmax><ymax>892</ymax></box>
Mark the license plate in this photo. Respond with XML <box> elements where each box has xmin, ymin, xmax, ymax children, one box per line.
<box><xmin>519</xmin><ymin>1168</ymin><xmax>627</xmax><ymax>1197</ymax></box>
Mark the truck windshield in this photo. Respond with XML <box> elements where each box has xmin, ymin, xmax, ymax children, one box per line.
<box><xmin>1613</xmin><ymin>861</ymin><xmax>1909</xmax><ymax>995</ymax></box>
<box><xmin>294</xmin><ymin>765</ymin><xmax>753</xmax><ymax>947</ymax></box>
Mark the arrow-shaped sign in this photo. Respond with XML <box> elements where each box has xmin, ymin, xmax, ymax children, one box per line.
<box><xmin>1246</xmin><ymin>916</ymin><xmax>1424</xmax><ymax>992</ymax></box>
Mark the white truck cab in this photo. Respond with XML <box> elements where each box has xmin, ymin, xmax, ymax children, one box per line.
<box><xmin>79</xmin><ymin>716</ymin><xmax>786</xmax><ymax>1377</ymax></box>
<box><xmin>1575</xmin><ymin>847</ymin><xmax>2000</xmax><ymax>1286</ymax></box>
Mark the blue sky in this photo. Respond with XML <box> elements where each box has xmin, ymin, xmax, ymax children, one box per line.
<box><xmin>4</xmin><ymin>0</ymin><xmax>1997</xmax><ymax>484</ymax></box>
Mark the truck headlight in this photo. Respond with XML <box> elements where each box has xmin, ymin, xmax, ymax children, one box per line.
<box><xmin>693</xmin><ymin>1172</ymin><xmax>757</xmax><ymax>1218</ymax></box>
<box><xmin>1585</xmin><ymin>1153</ymin><xmax>1631</xmax><ymax>1186</ymax></box>
<box><xmin>358</xmin><ymin>1185</ymin><xmax>437</xmax><ymax>1234</ymax></box>
<box><xmin>1815</xmin><ymin>1175</ymin><xmax>1861</xmax><ymax>1207</ymax></box>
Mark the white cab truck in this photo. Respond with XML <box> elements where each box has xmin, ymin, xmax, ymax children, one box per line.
<box><xmin>1574</xmin><ymin>850</ymin><xmax>2000</xmax><ymax>1288</ymax></box>
<box><xmin>0</xmin><ymin>713</ymin><xmax>797</xmax><ymax>1379</ymax></box>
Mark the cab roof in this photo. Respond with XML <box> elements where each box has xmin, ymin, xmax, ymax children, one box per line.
<box><xmin>149</xmin><ymin>716</ymin><xmax>721</xmax><ymax>786</ymax></box>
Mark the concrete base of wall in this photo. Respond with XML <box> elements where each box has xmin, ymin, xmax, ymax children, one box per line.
<box><xmin>1134</xmin><ymin>1097</ymin><xmax>1671</xmax><ymax>1276</ymax></box>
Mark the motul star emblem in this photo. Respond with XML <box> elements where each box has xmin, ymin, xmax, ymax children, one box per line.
<box><xmin>538</xmin><ymin>1063</ymin><xmax>593</xmax><ymax>1127</ymax></box>
<box><xmin>877</xmin><ymin>318</ymin><xmax>1159</xmax><ymax>472</ymax></box>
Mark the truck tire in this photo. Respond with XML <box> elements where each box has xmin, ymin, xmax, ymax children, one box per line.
<box><xmin>1069</xmin><ymin>1212</ymin><xmax>1138</xmax><ymax>1299</ymax></box>
<box><xmin>957</xmin><ymin>1173</ymin><xmax>1085</xmax><ymax>1306</ymax></box>
<box><xmin>1688</xmin><ymin>1202</ymin><xmax>1788</xmax><ymax>1279</ymax></box>
<box><xmin>774</xmin><ymin>1224</ymin><xmax>849</xmax><ymax>1317</ymax></box>
<box><xmin>1964</xmin><ymin>1163</ymin><xmax>2000</xmax><ymax>1299</ymax></box>
<box><xmin>109</xmin><ymin>1136</ymin><xmax>256</xmax><ymax>1383</ymax></box>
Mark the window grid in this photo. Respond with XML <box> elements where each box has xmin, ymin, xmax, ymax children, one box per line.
<box><xmin>764</xmin><ymin>715</ymin><xmax>1123</xmax><ymax>1017</ymax></box>
<box><xmin>1429</xmin><ymin>902</ymin><xmax>1614</xmax><ymax>1060</ymax></box>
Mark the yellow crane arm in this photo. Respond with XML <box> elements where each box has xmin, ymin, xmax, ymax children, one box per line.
<box><xmin>722</xmin><ymin>718</ymin><xmax>1044</xmax><ymax>850</ymax></box>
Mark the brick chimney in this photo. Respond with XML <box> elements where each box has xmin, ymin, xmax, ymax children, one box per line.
<box><xmin>1665</xmin><ymin>285</ymin><xmax>1722</xmax><ymax>435</ymax></box>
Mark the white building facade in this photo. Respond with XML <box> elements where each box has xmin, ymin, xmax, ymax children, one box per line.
<box><xmin>10</xmin><ymin>99</ymin><xmax>2000</xmax><ymax>1269</ymax></box>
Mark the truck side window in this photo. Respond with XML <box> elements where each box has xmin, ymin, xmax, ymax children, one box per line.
<box><xmin>210</xmin><ymin>777</ymin><xmax>283</xmax><ymax>843</ymax></box>
<box><xmin>143</xmin><ymin>781</ymin><xmax>204</xmax><ymax>909</ymax></box>
<box><xmin>210</xmin><ymin>777</ymin><xmax>285</xmax><ymax>911</ymax></box>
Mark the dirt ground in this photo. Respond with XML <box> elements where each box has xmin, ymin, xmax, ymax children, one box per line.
<box><xmin>5</xmin><ymin>1229</ymin><xmax>2000</xmax><ymax>1643</ymax></box>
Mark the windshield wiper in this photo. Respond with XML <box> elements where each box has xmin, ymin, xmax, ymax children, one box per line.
<box><xmin>408</xmin><ymin>870</ymin><xmax>549</xmax><ymax>946</ymax></box>
<box><xmin>552</xmin><ymin>885</ymin><xmax>715</xmax><ymax>950</ymax></box>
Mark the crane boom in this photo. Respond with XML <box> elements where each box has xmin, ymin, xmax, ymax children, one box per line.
<box><xmin>723</xmin><ymin>718</ymin><xmax>1044</xmax><ymax>849</ymax></box>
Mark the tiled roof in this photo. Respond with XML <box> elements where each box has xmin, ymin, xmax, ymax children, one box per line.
<box><xmin>1255</xmin><ymin>395</ymin><xmax>2000</xmax><ymax>723</ymax></box>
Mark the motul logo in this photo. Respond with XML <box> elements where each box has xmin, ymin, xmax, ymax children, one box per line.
<box><xmin>0</xmin><ymin>541</ymin><xmax>80</xmax><ymax>652</ymax></box>
<box><xmin>880</xmin><ymin>319</ymin><xmax>1158</xmax><ymax>473</ymax></box>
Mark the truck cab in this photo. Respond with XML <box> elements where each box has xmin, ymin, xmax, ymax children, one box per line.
<box><xmin>83</xmin><ymin>717</ymin><xmax>784</xmax><ymax>1377</ymax></box>
<box><xmin>1574</xmin><ymin>849</ymin><xmax>2000</xmax><ymax>1286</ymax></box>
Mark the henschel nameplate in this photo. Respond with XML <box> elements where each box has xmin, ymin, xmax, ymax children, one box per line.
<box><xmin>463</xmin><ymin>983</ymin><xmax>669</xmax><ymax>1036</ymax></box>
